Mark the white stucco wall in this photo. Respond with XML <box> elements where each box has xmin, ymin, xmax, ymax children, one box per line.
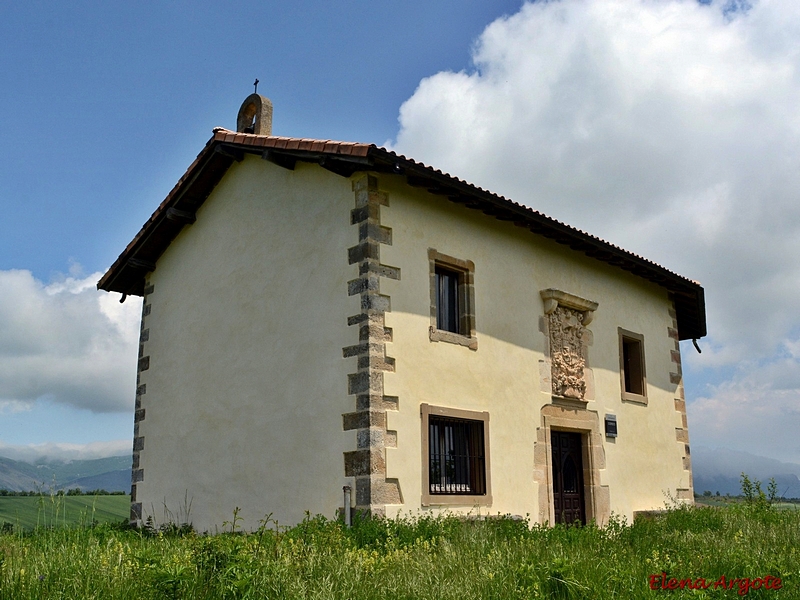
<box><xmin>375</xmin><ymin>175</ymin><xmax>689</xmax><ymax>523</ymax></box>
<box><xmin>136</xmin><ymin>157</ymin><xmax>359</xmax><ymax>531</ymax></box>
<box><xmin>134</xmin><ymin>160</ymin><xmax>690</xmax><ymax>530</ymax></box>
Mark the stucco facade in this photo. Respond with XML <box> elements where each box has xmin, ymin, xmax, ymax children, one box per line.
<box><xmin>100</xmin><ymin>99</ymin><xmax>704</xmax><ymax>531</ymax></box>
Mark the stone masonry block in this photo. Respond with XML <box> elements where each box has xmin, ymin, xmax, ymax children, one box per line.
<box><xmin>347</xmin><ymin>313</ymin><xmax>369</xmax><ymax>326</ymax></box>
<box><xmin>133</xmin><ymin>436</ymin><xmax>145</xmax><ymax>452</ymax></box>
<box><xmin>348</xmin><ymin>275</ymin><xmax>380</xmax><ymax>296</ymax></box>
<box><xmin>348</xmin><ymin>241</ymin><xmax>380</xmax><ymax>265</ymax></box>
<box><xmin>359</xmin><ymin>222</ymin><xmax>392</xmax><ymax>245</ymax></box>
<box><xmin>361</xmin><ymin>294</ymin><xmax>390</xmax><ymax>312</ymax></box>
<box><xmin>138</xmin><ymin>356</ymin><xmax>150</xmax><ymax>372</ymax></box>
<box><xmin>376</xmin><ymin>478</ymin><xmax>402</xmax><ymax>504</ymax></box>
<box><xmin>355</xmin><ymin>393</ymin><xmax>384</xmax><ymax>411</ymax></box>
<box><xmin>670</xmin><ymin>372</ymin><xmax>682</xmax><ymax>385</ymax></box>
<box><xmin>357</xmin><ymin>428</ymin><xmax>386</xmax><ymax>449</ymax></box>
<box><xmin>342</xmin><ymin>410</ymin><xmax>387</xmax><ymax>431</ymax></box>
<box><xmin>353</xmin><ymin>186</ymin><xmax>388</xmax><ymax>209</ymax></box>
<box><xmin>132</xmin><ymin>469</ymin><xmax>144</xmax><ymax>483</ymax></box>
<box><xmin>131</xmin><ymin>503</ymin><xmax>143</xmax><ymax>521</ymax></box>
<box><xmin>355</xmin><ymin>476</ymin><xmax>372</xmax><ymax>506</ymax></box>
<box><xmin>359</xmin><ymin>320</ymin><xmax>392</xmax><ymax>342</ymax></box>
<box><xmin>670</xmin><ymin>350</ymin><xmax>682</xmax><ymax>364</ymax></box>
<box><xmin>385</xmin><ymin>430</ymin><xmax>397</xmax><ymax>448</ymax></box>
<box><xmin>352</xmin><ymin>174</ymin><xmax>378</xmax><ymax>195</ymax></box>
<box><xmin>667</xmin><ymin>327</ymin><xmax>679</xmax><ymax>340</ymax></box>
<box><xmin>357</xmin><ymin>354</ymin><xmax>395</xmax><ymax>372</ymax></box>
<box><xmin>350</xmin><ymin>203</ymin><xmax>380</xmax><ymax>224</ymax></box>
<box><xmin>347</xmin><ymin>371</ymin><xmax>384</xmax><ymax>395</ymax></box>
<box><xmin>342</xmin><ymin>343</ymin><xmax>370</xmax><ymax>358</ymax></box>
<box><xmin>359</xmin><ymin>261</ymin><xmax>401</xmax><ymax>280</ymax></box>
<box><xmin>344</xmin><ymin>449</ymin><xmax>385</xmax><ymax>477</ymax></box>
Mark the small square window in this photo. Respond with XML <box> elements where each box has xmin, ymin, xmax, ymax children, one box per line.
<box><xmin>421</xmin><ymin>404</ymin><xmax>491</xmax><ymax>506</ymax></box>
<box><xmin>619</xmin><ymin>329</ymin><xmax>647</xmax><ymax>403</ymax></box>
<box><xmin>428</xmin><ymin>249</ymin><xmax>477</xmax><ymax>349</ymax></box>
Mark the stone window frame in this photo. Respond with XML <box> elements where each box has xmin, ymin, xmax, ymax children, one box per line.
<box><xmin>420</xmin><ymin>403</ymin><xmax>492</xmax><ymax>507</ymax></box>
<box><xmin>428</xmin><ymin>249</ymin><xmax>477</xmax><ymax>350</ymax></box>
<box><xmin>618</xmin><ymin>328</ymin><xmax>648</xmax><ymax>404</ymax></box>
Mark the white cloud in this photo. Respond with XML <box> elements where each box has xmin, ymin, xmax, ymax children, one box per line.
<box><xmin>391</xmin><ymin>0</ymin><xmax>800</xmax><ymax>363</ymax></box>
<box><xmin>390</xmin><ymin>0</ymin><xmax>800</xmax><ymax>463</ymax></box>
<box><xmin>0</xmin><ymin>269</ymin><xmax>140</xmax><ymax>413</ymax></box>
<box><xmin>0</xmin><ymin>439</ymin><xmax>131</xmax><ymax>462</ymax></box>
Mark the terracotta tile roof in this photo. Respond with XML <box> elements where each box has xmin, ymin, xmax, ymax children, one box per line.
<box><xmin>212</xmin><ymin>128</ymin><xmax>372</xmax><ymax>157</ymax></box>
<box><xmin>98</xmin><ymin>128</ymin><xmax>706</xmax><ymax>339</ymax></box>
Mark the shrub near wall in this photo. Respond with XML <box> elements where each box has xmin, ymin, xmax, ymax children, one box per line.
<box><xmin>0</xmin><ymin>504</ymin><xmax>797</xmax><ymax>599</ymax></box>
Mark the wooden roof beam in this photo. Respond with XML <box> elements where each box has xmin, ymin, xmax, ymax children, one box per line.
<box><xmin>262</xmin><ymin>149</ymin><xmax>296</xmax><ymax>170</ymax></box>
<box><xmin>215</xmin><ymin>144</ymin><xmax>244</xmax><ymax>162</ymax></box>
<box><xmin>166</xmin><ymin>207</ymin><xmax>196</xmax><ymax>225</ymax></box>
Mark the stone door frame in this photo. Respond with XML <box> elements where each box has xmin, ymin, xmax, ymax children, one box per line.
<box><xmin>533</xmin><ymin>404</ymin><xmax>610</xmax><ymax>526</ymax></box>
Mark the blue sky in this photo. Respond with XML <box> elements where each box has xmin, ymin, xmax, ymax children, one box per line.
<box><xmin>2</xmin><ymin>0</ymin><xmax>800</xmax><ymax>466</ymax></box>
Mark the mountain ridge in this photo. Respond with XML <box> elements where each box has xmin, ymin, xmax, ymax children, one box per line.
<box><xmin>0</xmin><ymin>455</ymin><xmax>131</xmax><ymax>492</ymax></box>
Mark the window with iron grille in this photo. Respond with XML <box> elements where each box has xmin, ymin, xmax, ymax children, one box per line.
<box><xmin>428</xmin><ymin>415</ymin><xmax>486</xmax><ymax>495</ymax></box>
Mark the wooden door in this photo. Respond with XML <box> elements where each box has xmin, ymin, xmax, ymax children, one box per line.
<box><xmin>551</xmin><ymin>431</ymin><xmax>586</xmax><ymax>525</ymax></box>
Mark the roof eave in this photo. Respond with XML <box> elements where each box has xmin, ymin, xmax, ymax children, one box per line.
<box><xmin>98</xmin><ymin>133</ymin><xmax>707</xmax><ymax>340</ymax></box>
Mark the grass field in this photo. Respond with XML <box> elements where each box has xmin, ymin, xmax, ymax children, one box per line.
<box><xmin>0</xmin><ymin>501</ymin><xmax>798</xmax><ymax>599</ymax></box>
<box><xmin>0</xmin><ymin>495</ymin><xmax>129</xmax><ymax>530</ymax></box>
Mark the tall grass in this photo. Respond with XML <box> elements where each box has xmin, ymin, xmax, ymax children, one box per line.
<box><xmin>0</xmin><ymin>502</ymin><xmax>797</xmax><ymax>599</ymax></box>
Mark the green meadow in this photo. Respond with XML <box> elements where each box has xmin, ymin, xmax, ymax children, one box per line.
<box><xmin>0</xmin><ymin>500</ymin><xmax>798</xmax><ymax>599</ymax></box>
<box><xmin>0</xmin><ymin>495</ymin><xmax>129</xmax><ymax>530</ymax></box>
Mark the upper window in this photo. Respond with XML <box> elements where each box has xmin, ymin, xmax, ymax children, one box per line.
<box><xmin>619</xmin><ymin>328</ymin><xmax>647</xmax><ymax>403</ymax></box>
<box><xmin>428</xmin><ymin>249</ymin><xmax>477</xmax><ymax>350</ymax></box>
<box><xmin>435</xmin><ymin>266</ymin><xmax>462</xmax><ymax>334</ymax></box>
<box><xmin>421</xmin><ymin>404</ymin><xmax>491</xmax><ymax>506</ymax></box>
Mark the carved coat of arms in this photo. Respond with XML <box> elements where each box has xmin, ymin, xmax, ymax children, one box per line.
<box><xmin>549</xmin><ymin>306</ymin><xmax>587</xmax><ymax>399</ymax></box>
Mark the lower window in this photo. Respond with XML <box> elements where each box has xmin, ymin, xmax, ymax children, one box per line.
<box><xmin>421</xmin><ymin>404</ymin><xmax>492</xmax><ymax>506</ymax></box>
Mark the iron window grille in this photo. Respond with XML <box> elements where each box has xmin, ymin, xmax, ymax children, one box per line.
<box><xmin>428</xmin><ymin>415</ymin><xmax>486</xmax><ymax>495</ymax></box>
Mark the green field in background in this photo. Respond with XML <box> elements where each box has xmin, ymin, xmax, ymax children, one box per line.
<box><xmin>0</xmin><ymin>495</ymin><xmax>129</xmax><ymax>529</ymax></box>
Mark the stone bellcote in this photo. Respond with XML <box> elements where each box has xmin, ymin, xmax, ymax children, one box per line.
<box><xmin>237</xmin><ymin>93</ymin><xmax>273</xmax><ymax>135</ymax></box>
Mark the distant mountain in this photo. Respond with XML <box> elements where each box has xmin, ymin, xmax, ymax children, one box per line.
<box><xmin>693</xmin><ymin>446</ymin><xmax>800</xmax><ymax>498</ymax></box>
<box><xmin>0</xmin><ymin>455</ymin><xmax>131</xmax><ymax>493</ymax></box>
<box><xmin>61</xmin><ymin>469</ymin><xmax>131</xmax><ymax>493</ymax></box>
